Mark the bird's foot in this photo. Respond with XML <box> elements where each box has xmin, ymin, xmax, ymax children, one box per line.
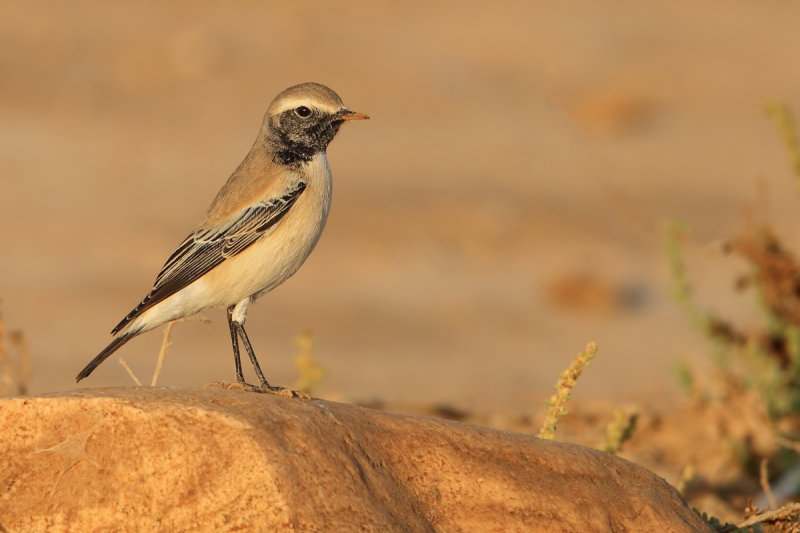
<box><xmin>204</xmin><ymin>381</ymin><xmax>311</xmax><ymax>399</ymax></box>
<box><xmin>259</xmin><ymin>385</ymin><xmax>311</xmax><ymax>400</ymax></box>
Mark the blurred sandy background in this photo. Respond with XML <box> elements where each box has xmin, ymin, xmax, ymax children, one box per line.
<box><xmin>2</xmin><ymin>1</ymin><xmax>800</xmax><ymax>413</ymax></box>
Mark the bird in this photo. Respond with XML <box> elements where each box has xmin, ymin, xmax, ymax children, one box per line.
<box><xmin>76</xmin><ymin>82</ymin><xmax>368</xmax><ymax>390</ymax></box>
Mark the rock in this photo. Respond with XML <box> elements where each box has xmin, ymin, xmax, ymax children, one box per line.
<box><xmin>0</xmin><ymin>388</ymin><xmax>711</xmax><ymax>532</ymax></box>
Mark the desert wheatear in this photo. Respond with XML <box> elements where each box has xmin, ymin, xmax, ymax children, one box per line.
<box><xmin>76</xmin><ymin>82</ymin><xmax>368</xmax><ymax>390</ymax></box>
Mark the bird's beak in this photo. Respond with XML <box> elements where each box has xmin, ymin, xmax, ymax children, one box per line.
<box><xmin>340</xmin><ymin>109</ymin><xmax>370</xmax><ymax>121</ymax></box>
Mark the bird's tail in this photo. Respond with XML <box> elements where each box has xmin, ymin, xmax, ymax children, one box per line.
<box><xmin>76</xmin><ymin>330</ymin><xmax>140</xmax><ymax>382</ymax></box>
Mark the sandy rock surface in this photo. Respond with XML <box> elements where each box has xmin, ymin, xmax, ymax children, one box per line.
<box><xmin>0</xmin><ymin>388</ymin><xmax>711</xmax><ymax>532</ymax></box>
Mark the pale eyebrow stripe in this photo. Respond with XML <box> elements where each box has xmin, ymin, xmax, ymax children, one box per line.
<box><xmin>269</xmin><ymin>97</ymin><xmax>341</xmax><ymax>116</ymax></box>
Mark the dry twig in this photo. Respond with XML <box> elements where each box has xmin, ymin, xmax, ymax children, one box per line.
<box><xmin>151</xmin><ymin>321</ymin><xmax>177</xmax><ymax>387</ymax></box>
<box><xmin>8</xmin><ymin>330</ymin><xmax>32</xmax><ymax>395</ymax></box>
<box><xmin>734</xmin><ymin>502</ymin><xmax>800</xmax><ymax>531</ymax></box>
<box><xmin>776</xmin><ymin>435</ymin><xmax>800</xmax><ymax>454</ymax></box>
<box><xmin>760</xmin><ymin>458</ymin><xmax>777</xmax><ymax>509</ymax></box>
<box><xmin>118</xmin><ymin>358</ymin><xmax>142</xmax><ymax>386</ymax></box>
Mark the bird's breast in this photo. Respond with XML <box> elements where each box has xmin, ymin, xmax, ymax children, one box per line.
<box><xmin>212</xmin><ymin>152</ymin><xmax>333</xmax><ymax>302</ymax></box>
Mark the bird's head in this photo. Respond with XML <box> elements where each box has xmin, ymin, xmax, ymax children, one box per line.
<box><xmin>263</xmin><ymin>82</ymin><xmax>368</xmax><ymax>164</ymax></box>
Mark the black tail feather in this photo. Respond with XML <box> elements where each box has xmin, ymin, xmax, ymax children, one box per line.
<box><xmin>76</xmin><ymin>331</ymin><xmax>139</xmax><ymax>382</ymax></box>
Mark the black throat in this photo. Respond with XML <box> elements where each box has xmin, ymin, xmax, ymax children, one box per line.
<box><xmin>272</xmin><ymin>144</ymin><xmax>316</xmax><ymax>166</ymax></box>
<box><xmin>268</xmin><ymin>112</ymin><xmax>344</xmax><ymax>167</ymax></box>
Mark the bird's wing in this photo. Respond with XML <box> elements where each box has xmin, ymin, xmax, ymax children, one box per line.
<box><xmin>111</xmin><ymin>181</ymin><xmax>307</xmax><ymax>334</ymax></box>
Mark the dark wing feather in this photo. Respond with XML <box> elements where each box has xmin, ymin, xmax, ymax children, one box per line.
<box><xmin>111</xmin><ymin>181</ymin><xmax>306</xmax><ymax>334</ymax></box>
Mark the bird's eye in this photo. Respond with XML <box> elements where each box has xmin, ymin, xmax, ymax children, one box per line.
<box><xmin>295</xmin><ymin>106</ymin><xmax>312</xmax><ymax>118</ymax></box>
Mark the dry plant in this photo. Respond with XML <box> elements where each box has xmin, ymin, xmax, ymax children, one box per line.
<box><xmin>538</xmin><ymin>342</ymin><xmax>597</xmax><ymax>440</ymax></box>
<box><xmin>0</xmin><ymin>298</ymin><xmax>32</xmax><ymax>397</ymax></box>
<box><xmin>0</xmin><ymin>299</ymin><xmax>9</xmax><ymax>396</ymax></box>
<box><xmin>292</xmin><ymin>330</ymin><xmax>324</xmax><ymax>395</ymax></box>
<box><xmin>676</xmin><ymin>465</ymin><xmax>696</xmax><ymax>495</ymax></box>
<box><xmin>8</xmin><ymin>330</ymin><xmax>32</xmax><ymax>395</ymax></box>
<box><xmin>666</xmin><ymin>102</ymin><xmax>800</xmax><ymax>527</ymax></box>
<box><xmin>766</xmin><ymin>102</ymin><xmax>800</xmax><ymax>191</ymax></box>
<box><xmin>118</xmin><ymin>318</ymin><xmax>205</xmax><ymax>387</ymax></box>
<box><xmin>666</xmin><ymin>219</ymin><xmax>800</xmax><ymax>521</ymax></box>
<box><xmin>150</xmin><ymin>320</ymin><xmax>178</xmax><ymax>386</ymax></box>
<box><xmin>597</xmin><ymin>409</ymin><xmax>638</xmax><ymax>455</ymax></box>
<box><xmin>761</xmin><ymin>457</ymin><xmax>778</xmax><ymax>509</ymax></box>
<box><xmin>709</xmin><ymin>502</ymin><xmax>800</xmax><ymax>533</ymax></box>
<box><xmin>117</xmin><ymin>357</ymin><xmax>142</xmax><ymax>386</ymax></box>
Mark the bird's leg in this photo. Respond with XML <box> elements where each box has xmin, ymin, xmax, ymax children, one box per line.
<box><xmin>226</xmin><ymin>306</ymin><xmax>245</xmax><ymax>384</ymax></box>
<box><xmin>228</xmin><ymin>297</ymin><xmax>279</xmax><ymax>391</ymax></box>
<box><xmin>234</xmin><ymin>321</ymin><xmax>275</xmax><ymax>390</ymax></box>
